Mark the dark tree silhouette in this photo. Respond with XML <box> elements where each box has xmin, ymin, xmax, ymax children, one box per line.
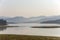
<box><xmin>0</xmin><ymin>19</ymin><xmax>7</xmax><ymax>25</ymax></box>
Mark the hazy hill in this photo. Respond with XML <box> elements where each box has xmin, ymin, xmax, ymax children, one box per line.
<box><xmin>40</xmin><ymin>19</ymin><xmax>60</xmax><ymax>24</ymax></box>
<box><xmin>6</xmin><ymin>17</ymin><xmax>29</xmax><ymax>23</ymax></box>
<box><xmin>0</xmin><ymin>16</ymin><xmax>60</xmax><ymax>24</ymax></box>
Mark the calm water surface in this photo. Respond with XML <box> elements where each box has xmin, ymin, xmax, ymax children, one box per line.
<box><xmin>0</xmin><ymin>23</ymin><xmax>60</xmax><ymax>37</ymax></box>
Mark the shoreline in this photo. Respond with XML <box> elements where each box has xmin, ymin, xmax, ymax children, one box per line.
<box><xmin>0</xmin><ymin>34</ymin><xmax>60</xmax><ymax>40</ymax></box>
<box><xmin>0</xmin><ymin>25</ymin><xmax>19</xmax><ymax>27</ymax></box>
<box><xmin>32</xmin><ymin>26</ymin><xmax>60</xmax><ymax>28</ymax></box>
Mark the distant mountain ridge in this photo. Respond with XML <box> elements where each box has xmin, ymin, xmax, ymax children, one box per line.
<box><xmin>40</xmin><ymin>19</ymin><xmax>60</xmax><ymax>24</ymax></box>
<box><xmin>0</xmin><ymin>16</ymin><xmax>60</xmax><ymax>24</ymax></box>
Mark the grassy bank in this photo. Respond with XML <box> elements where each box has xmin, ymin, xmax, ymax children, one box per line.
<box><xmin>0</xmin><ymin>34</ymin><xmax>60</xmax><ymax>40</ymax></box>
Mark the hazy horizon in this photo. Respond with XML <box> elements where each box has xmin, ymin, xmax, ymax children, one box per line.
<box><xmin>0</xmin><ymin>0</ymin><xmax>60</xmax><ymax>17</ymax></box>
<box><xmin>0</xmin><ymin>15</ymin><xmax>60</xmax><ymax>18</ymax></box>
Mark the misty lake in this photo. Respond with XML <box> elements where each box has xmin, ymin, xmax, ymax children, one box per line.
<box><xmin>0</xmin><ymin>23</ymin><xmax>60</xmax><ymax>37</ymax></box>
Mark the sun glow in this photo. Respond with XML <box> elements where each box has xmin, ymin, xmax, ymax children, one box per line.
<box><xmin>53</xmin><ymin>0</ymin><xmax>60</xmax><ymax>7</ymax></box>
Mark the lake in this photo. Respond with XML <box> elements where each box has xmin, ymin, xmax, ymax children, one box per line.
<box><xmin>0</xmin><ymin>23</ymin><xmax>60</xmax><ymax>37</ymax></box>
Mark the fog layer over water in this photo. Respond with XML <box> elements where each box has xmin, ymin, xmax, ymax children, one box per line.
<box><xmin>0</xmin><ymin>23</ymin><xmax>60</xmax><ymax>37</ymax></box>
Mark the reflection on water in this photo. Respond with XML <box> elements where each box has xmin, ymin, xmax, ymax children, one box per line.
<box><xmin>0</xmin><ymin>27</ymin><xmax>7</xmax><ymax>31</ymax></box>
<box><xmin>7</xmin><ymin>23</ymin><xmax>60</xmax><ymax>27</ymax></box>
<box><xmin>0</xmin><ymin>23</ymin><xmax>60</xmax><ymax>37</ymax></box>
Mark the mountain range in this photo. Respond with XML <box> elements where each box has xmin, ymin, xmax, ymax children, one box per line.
<box><xmin>0</xmin><ymin>16</ymin><xmax>60</xmax><ymax>24</ymax></box>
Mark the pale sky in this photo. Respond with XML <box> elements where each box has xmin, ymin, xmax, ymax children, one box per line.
<box><xmin>0</xmin><ymin>0</ymin><xmax>60</xmax><ymax>17</ymax></box>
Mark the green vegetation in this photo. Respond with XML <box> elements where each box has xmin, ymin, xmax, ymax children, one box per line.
<box><xmin>0</xmin><ymin>34</ymin><xmax>60</xmax><ymax>40</ymax></box>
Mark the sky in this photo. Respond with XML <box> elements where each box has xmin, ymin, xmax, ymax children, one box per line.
<box><xmin>0</xmin><ymin>0</ymin><xmax>60</xmax><ymax>17</ymax></box>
